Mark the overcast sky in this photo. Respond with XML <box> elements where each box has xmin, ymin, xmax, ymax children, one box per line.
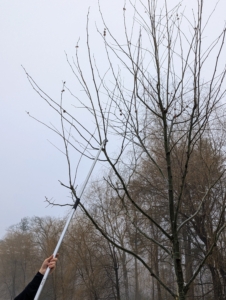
<box><xmin>0</xmin><ymin>0</ymin><xmax>108</xmax><ymax>238</ymax></box>
<box><xmin>0</xmin><ymin>0</ymin><xmax>225</xmax><ymax>239</ymax></box>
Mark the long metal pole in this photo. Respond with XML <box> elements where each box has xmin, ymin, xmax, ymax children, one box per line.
<box><xmin>34</xmin><ymin>139</ymin><xmax>107</xmax><ymax>300</ymax></box>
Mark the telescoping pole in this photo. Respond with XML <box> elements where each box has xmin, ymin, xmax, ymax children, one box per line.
<box><xmin>34</xmin><ymin>139</ymin><xmax>107</xmax><ymax>300</ymax></box>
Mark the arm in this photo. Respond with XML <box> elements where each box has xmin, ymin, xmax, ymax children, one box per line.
<box><xmin>14</xmin><ymin>255</ymin><xmax>58</xmax><ymax>300</ymax></box>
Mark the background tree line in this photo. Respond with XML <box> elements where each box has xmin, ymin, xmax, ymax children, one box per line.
<box><xmin>1</xmin><ymin>137</ymin><xmax>226</xmax><ymax>300</ymax></box>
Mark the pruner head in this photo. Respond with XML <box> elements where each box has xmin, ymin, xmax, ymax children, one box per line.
<box><xmin>102</xmin><ymin>139</ymin><xmax>108</xmax><ymax>148</ymax></box>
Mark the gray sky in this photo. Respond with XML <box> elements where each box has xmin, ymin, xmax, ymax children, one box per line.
<box><xmin>0</xmin><ymin>0</ymin><xmax>225</xmax><ymax>239</ymax></box>
<box><xmin>0</xmin><ymin>0</ymin><xmax>108</xmax><ymax>238</ymax></box>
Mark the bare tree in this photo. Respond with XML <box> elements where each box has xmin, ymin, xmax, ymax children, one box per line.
<box><xmin>24</xmin><ymin>0</ymin><xmax>226</xmax><ymax>299</ymax></box>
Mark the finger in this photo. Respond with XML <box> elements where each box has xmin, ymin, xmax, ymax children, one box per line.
<box><xmin>48</xmin><ymin>265</ymin><xmax>55</xmax><ymax>269</ymax></box>
<box><xmin>48</xmin><ymin>260</ymin><xmax>57</xmax><ymax>266</ymax></box>
<box><xmin>48</xmin><ymin>263</ymin><xmax>56</xmax><ymax>269</ymax></box>
<box><xmin>50</xmin><ymin>258</ymin><xmax>58</xmax><ymax>262</ymax></box>
<box><xmin>47</xmin><ymin>253</ymin><xmax>59</xmax><ymax>262</ymax></box>
<box><xmin>45</xmin><ymin>255</ymin><xmax>53</xmax><ymax>263</ymax></box>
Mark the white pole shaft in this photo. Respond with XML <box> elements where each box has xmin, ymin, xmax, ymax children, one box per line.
<box><xmin>34</xmin><ymin>140</ymin><xmax>107</xmax><ymax>300</ymax></box>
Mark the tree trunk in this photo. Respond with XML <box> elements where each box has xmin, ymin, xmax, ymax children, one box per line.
<box><xmin>113</xmin><ymin>248</ymin><xmax>121</xmax><ymax>300</ymax></box>
<box><xmin>121</xmin><ymin>251</ymin><xmax>129</xmax><ymax>300</ymax></box>
<box><xmin>183</xmin><ymin>225</ymin><xmax>194</xmax><ymax>299</ymax></box>
<box><xmin>209</xmin><ymin>265</ymin><xmax>224</xmax><ymax>300</ymax></box>
<box><xmin>173</xmin><ymin>238</ymin><xmax>186</xmax><ymax>300</ymax></box>
<box><xmin>134</xmin><ymin>257</ymin><xmax>139</xmax><ymax>299</ymax></box>
<box><xmin>153</xmin><ymin>243</ymin><xmax>162</xmax><ymax>300</ymax></box>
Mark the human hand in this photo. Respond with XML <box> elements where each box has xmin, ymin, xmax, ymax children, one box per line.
<box><xmin>39</xmin><ymin>254</ymin><xmax>59</xmax><ymax>275</ymax></box>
